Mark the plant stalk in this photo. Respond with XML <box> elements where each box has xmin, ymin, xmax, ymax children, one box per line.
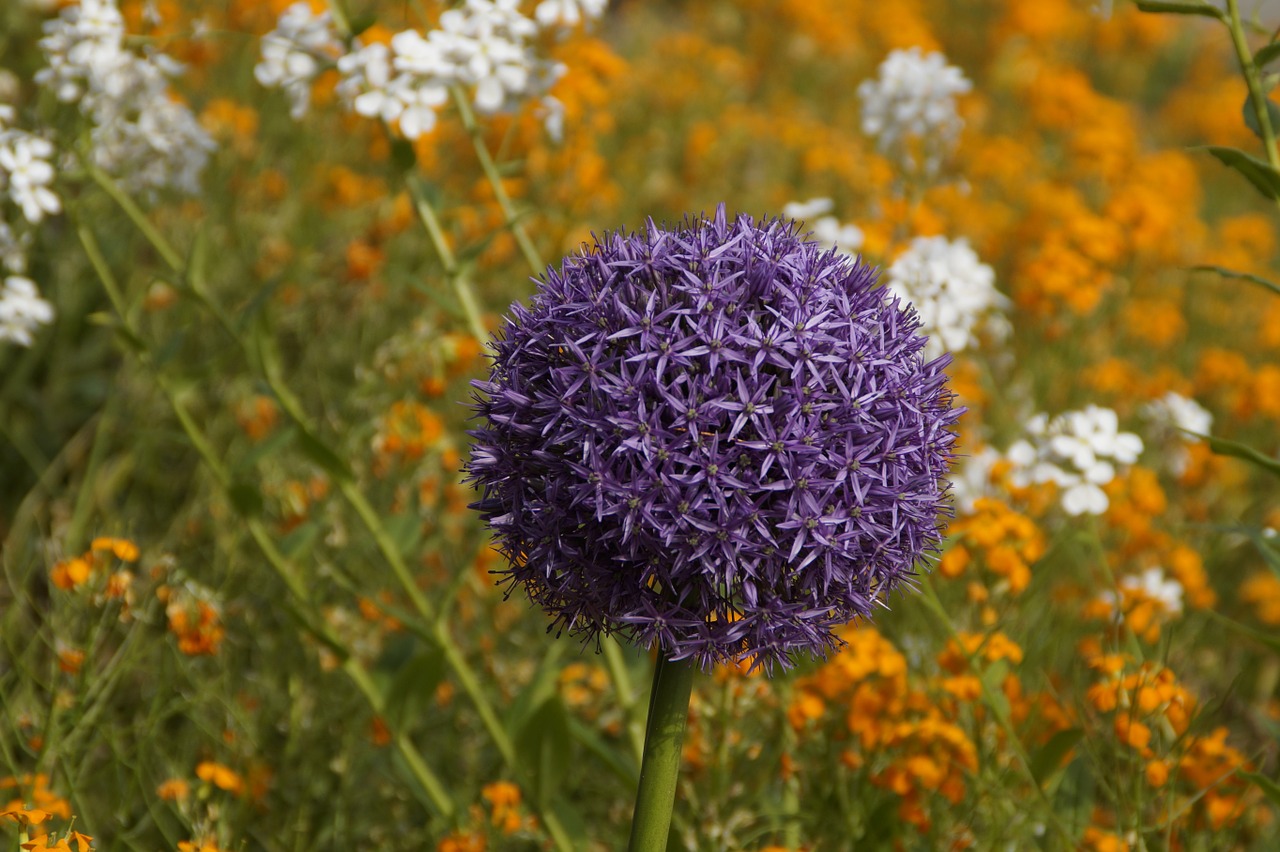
<box><xmin>627</xmin><ymin>651</ymin><xmax>695</xmax><ymax>852</ymax></box>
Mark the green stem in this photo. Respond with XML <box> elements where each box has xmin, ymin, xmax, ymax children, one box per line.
<box><xmin>602</xmin><ymin>638</ymin><xmax>646</xmax><ymax>763</ymax></box>
<box><xmin>449</xmin><ymin>85</ymin><xmax>545</xmax><ymax>273</ymax></box>
<box><xmin>406</xmin><ymin>179</ymin><xmax>489</xmax><ymax>345</ymax></box>
<box><xmin>1226</xmin><ymin>0</ymin><xmax>1280</xmax><ymax>174</ymax></box>
<box><xmin>628</xmin><ymin>652</ymin><xmax>695</xmax><ymax>852</ymax></box>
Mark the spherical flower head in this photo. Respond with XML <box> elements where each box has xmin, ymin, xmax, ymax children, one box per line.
<box><xmin>466</xmin><ymin>207</ymin><xmax>961</xmax><ymax>672</ymax></box>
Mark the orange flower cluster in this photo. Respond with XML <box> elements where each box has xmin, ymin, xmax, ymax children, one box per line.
<box><xmin>1</xmin><ymin>776</ymin><xmax>72</xmax><ymax>834</ymax></box>
<box><xmin>50</xmin><ymin>537</ymin><xmax>139</xmax><ymax>592</ymax></box>
<box><xmin>789</xmin><ymin>626</ymin><xmax>979</xmax><ymax>832</ymax></box>
<box><xmin>939</xmin><ymin>498</ymin><xmax>1045</xmax><ymax>595</ymax></box>
<box><xmin>1240</xmin><ymin>572</ymin><xmax>1280</xmax><ymax>625</ymax></box>
<box><xmin>1080</xmin><ymin>646</ymin><xmax>1259</xmax><ymax>831</ymax></box>
<box><xmin>159</xmin><ymin>585</ymin><xmax>226</xmax><ymax>657</ymax></box>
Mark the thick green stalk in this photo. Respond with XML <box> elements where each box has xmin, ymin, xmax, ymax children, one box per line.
<box><xmin>627</xmin><ymin>652</ymin><xmax>695</xmax><ymax>852</ymax></box>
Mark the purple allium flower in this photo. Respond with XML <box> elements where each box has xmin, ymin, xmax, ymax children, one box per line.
<box><xmin>465</xmin><ymin>206</ymin><xmax>961</xmax><ymax>671</ymax></box>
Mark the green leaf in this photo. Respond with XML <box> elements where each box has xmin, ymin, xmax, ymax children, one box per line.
<box><xmin>1204</xmin><ymin>609</ymin><xmax>1280</xmax><ymax>655</ymax></box>
<box><xmin>516</xmin><ymin>696</ymin><xmax>572</xmax><ymax>809</ymax></box>
<box><xmin>235</xmin><ymin>423</ymin><xmax>298</xmax><ymax>473</ymax></box>
<box><xmin>504</xmin><ymin>642</ymin><xmax>565</xmax><ymax>733</ymax></box>
<box><xmin>1201</xmin><ymin>432</ymin><xmax>1280</xmax><ymax>479</ymax></box>
<box><xmin>295</xmin><ymin>428</ymin><xmax>354</xmax><ymax>481</ymax></box>
<box><xmin>1134</xmin><ymin>0</ymin><xmax>1224</xmax><ymax>17</ymax></box>
<box><xmin>565</xmin><ymin>716</ymin><xmax>638</xmax><ymax>787</ymax></box>
<box><xmin>383</xmin><ymin>512</ymin><xmax>423</xmax><ymax>558</ymax></box>
<box><xmin>1189</xmin><ymin>264</ymin><xmax>1280</xmax><ymax>297</ymax></box>
<box><xmin>1244</xmin><ymin>771</ymin><xmax>1280</xmax><ymax>810</ymax></box>
<box><xmin>1243</xmin><ymin>93</ymin><xmax>1280</xmax><ymax>143</ymax></box>
<box><xmin>1195</xmin><ymin>146</ymin><xmax>1280</xmax><ymax>200</ymax></box>
<box><xmin>382</xmin><ymin>646</ymin><xmax>447</xmax><ymax>728</ymax></box>
<box><xmin>227</xmin><ymin>481</ymin><xmax>264</xmax><ymax>517</ymax></box>
<box><xmin>1256</xmin><ymin>42</ymin><xmax>1280</xmax><ymax>70</ymax></box>
<box><xmin>1030</xmin><ymin>728</ymin><xmax>1083</xmax><ymax>786</ymax></box>
<box><xmin>279</xmin><ymin>520</ymin><xmax>323</xmax><ymax>560</ymax></box>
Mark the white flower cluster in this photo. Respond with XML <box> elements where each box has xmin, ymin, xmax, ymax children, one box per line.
<box><xmin>534</xmin><ymin>0</ymin><xmax>608</xmax><ymax>28</ymax></box>
<box><xmin>253</xmin><ymin>3</ymin><xmax>345</xmax><ymax>120</ymax></box>
<box><xmin>37</xmin><ymin>0</ymin><xmax>215</xmax><ymax>196</ymax></box>
<box><xmin>261</xmin><ymin>0</ymin><xmax>604</xmax><ymax>140</ymax></box>
<box><xmin>0</xmin><ymin>106</ymin><xmax>59</xmax><ymax>347</ymax></box>
<box><xmin>857</xmin><ymin>47</ymin><xmax>971</xmax><ymax>172</ymax></box>
<box><xmin>0</xmin><ymin>109</ymin><xmax>61</xmax><ymax>226</ymax></box>
<box><xmin>0</xmin><ymin>274</ymin><xmax>54</xmax><ymax>347</ymax></box>
<box><xmin>1141</xmin><ymin>392</ymin><xmax>1212</xmax><ymax>476</ymax></box>
<box><xmin>948</xmin><ymin>445</ymin><xmax>1002</xmax><ymax>515</ymax></box>
<box><xmin>782</xmin><ymin>198</ymin><xmax>864</xmax><ymax>256</ymax></box>
<box><xmin>1098</xmin><ymin>567</ymin><xmax>1184</xmax><ymax>616</ymax></box>
<box><xmin>886</xmin><ymin>236</ymin><xmax>1008</xmax><ymax>360</ymax></box>
<box><xmin>1007</xmin><ymin>405</ymin><xmax>1143</xmax><ymax>516</ymax></box>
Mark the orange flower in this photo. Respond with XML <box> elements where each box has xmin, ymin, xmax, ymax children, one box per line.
<box><xmin>195</xmin><ymin>761</ymin><xmax>244</xmax><ymax>796</ymax></box>
<box><xmin>156</xmin><ymin>778</ymin><xmax>190</xmax><ymax>801</ymax></box>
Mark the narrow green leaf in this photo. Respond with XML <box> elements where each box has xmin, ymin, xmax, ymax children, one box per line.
<box><xmin>227</xmin><ymin>481</ymin><xmax>264</xmax><ymax>517</ymax></box>
<box><xmin>565</xmin><ymin>716</ymin><xmax>638</xmax><ymax>787</ymax></box>
<box><xmin>1256</xmin><ymin>42</ymin><xmax>1280</xmax><ymax>70</ymax></box>
<box><xmin>1134</xmin><ymin>0</ymin><xmax>1224</xmax><ymax>17</ymax></box>
<box><xmin>516</xmin><ymin>696</ymin><xmax>572</xmax><ymax>808</ymax></box>
<box><xmin>295</xmin><ymin>428</ymin><xmax>354</xmax><ymax>481</ymax></box>
<box><xmin>1195</xmin><ymin>146</ymin><xmax>1280</xmax><ymax>200</ymax></box>
<box><xmin>1205</xmin><ymin>609</ymin><xmax>1280</xmax><ymax>655</ymax></box>
<box><xmin>279</xmin><ymin>520</ymin><xmax>323</xmax><ymax>560</ymax></box>
<box><xmin>1030</xmin><ymin>728</ymin><xmax>1083</xmax><ymax>785</ymax></box>
<box><xmin>504</xmin><ymin>642</ymin><xmax>565</xmax><ymax>732</ymax></box>
<box><xmin>383</xmin><ymin>647</ymin><xmax>447</xmax><ymax>728</ymax></box>
<box><xmin>1244</xmin><ymin>771</ymin><xmax>1280</xmax><ymax>810</ymax></box>
<box><xmin>1243</xmin><ymin>93</ymin><xmax>1280</xmax><ymax>142</ymax></box>
<box><xmin>1189</xmin><ymin>264</ymin><xmax>1280</xmax><ymax>297</ymax></box>
<box><xmin>1201</xmin><ymin>432</ymin><xmax>1280</xmax><ymax>478</ymax></box>
<box><xmin>235</xmin><ymin>423</ymin><xmax>298</xmax><ymax>473</ymax></box>
<box><xmin>383</xmin><ymin>512</ymin><xmax>423</xmax><ymax>558</ymax></box>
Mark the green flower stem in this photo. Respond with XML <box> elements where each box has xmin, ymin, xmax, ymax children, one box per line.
<box><xmin>406</xmin><ymin>178</ymin><xmax>490</xmax><ymax>344</ymax></box>
<box><xmin>628</xmin><ymin>651</ymin><xmax>695</xmax><ymax>852</ymax></box>
<box><xmin>603</xmin><ymin>638</ymin><xmax>646</xmax><ymax>763</ymax></box>
<box><xmin>449</xmin><ymin>85</ymin><xmax>546</xmax><ymax>274</ymax></box>
<box><xmin>78</xmin><ymin>223</ymin><xmax>457</xmax><ymax>821</ymax></box>
<box><xmin>1225</xmin><ymin>0</ymin><xmax>1280</xmax><ymax>188</ymax></box>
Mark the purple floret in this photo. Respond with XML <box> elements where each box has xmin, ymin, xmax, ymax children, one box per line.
<box><xmin>465</xmin><ymin>205</ymin><xmax>961</xmax><ymax>672</ymax></box>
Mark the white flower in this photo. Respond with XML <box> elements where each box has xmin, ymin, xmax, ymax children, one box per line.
<box><xmin>0</xmin><ymin>275</ymin><xmax>54</xmax><ymax>347</ymax></box>
<box><xmin>37</xmin><ymin>0</ymin><xmax>214</xmax><ymax>197</ymax></box>
<box><xmin>1141</xmin><ymin>391</ymin><xmax>1212</xmax><ymax>475</ymax></box>
<box><xmin>886</xmin><ymin>236</ymin><xmax>1005</xmax><ymax>359</ymax></box>
<box><xmin>782</xmin><ymin>198</ymin><xmax>834</xmax><ymax>220</ymax></box>
<box><xmin>1098</xmin><ymin>567</ymin><xmax>1184</xmax><ymax>616</ymax></box>
<box><xmin>255</xmin><ymin>3</ymin><xmax>345</xmax><ymax>119</ymax></box>
<box><xmin>857</xmin><ymin>47</ymin><xmax>971</xmax><ymax>172</ymax></box>
<box><xmin>950</xmin><ymin>445</ymin><xmax>1002</xmax><ymax>515</ymax></box>
<box><xmin>334</xmin><ymin>2</ymin><xmax>568</xmax><ymax>138</ymax></box>
<box><xmin>537</xmin><ymin>95</ymin><xmax>566</xmax><ymax>143</ymax></box>
<box><xmin>535</xmin><ymin>0</ymin><xmax>608</xmax><ymax>29</ymax></box>
<box><xmin>783</xmin><ymin>199</ymin><xmax>863</xmax><ymax>256</ymax></box>
<box><xmin>1006</xmin><ymin>404</ymin><xmax>1143</xmax><ymax>516</ymax></box>
<box><xmin>0</xmin><ymin>222</ymin><xmax>31</xmax><ymax>274</ymax></box>
<box><xmin>0</xmin><ymin>134</ymin><xmax>62</xmax><ymax>224</ymax></box>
